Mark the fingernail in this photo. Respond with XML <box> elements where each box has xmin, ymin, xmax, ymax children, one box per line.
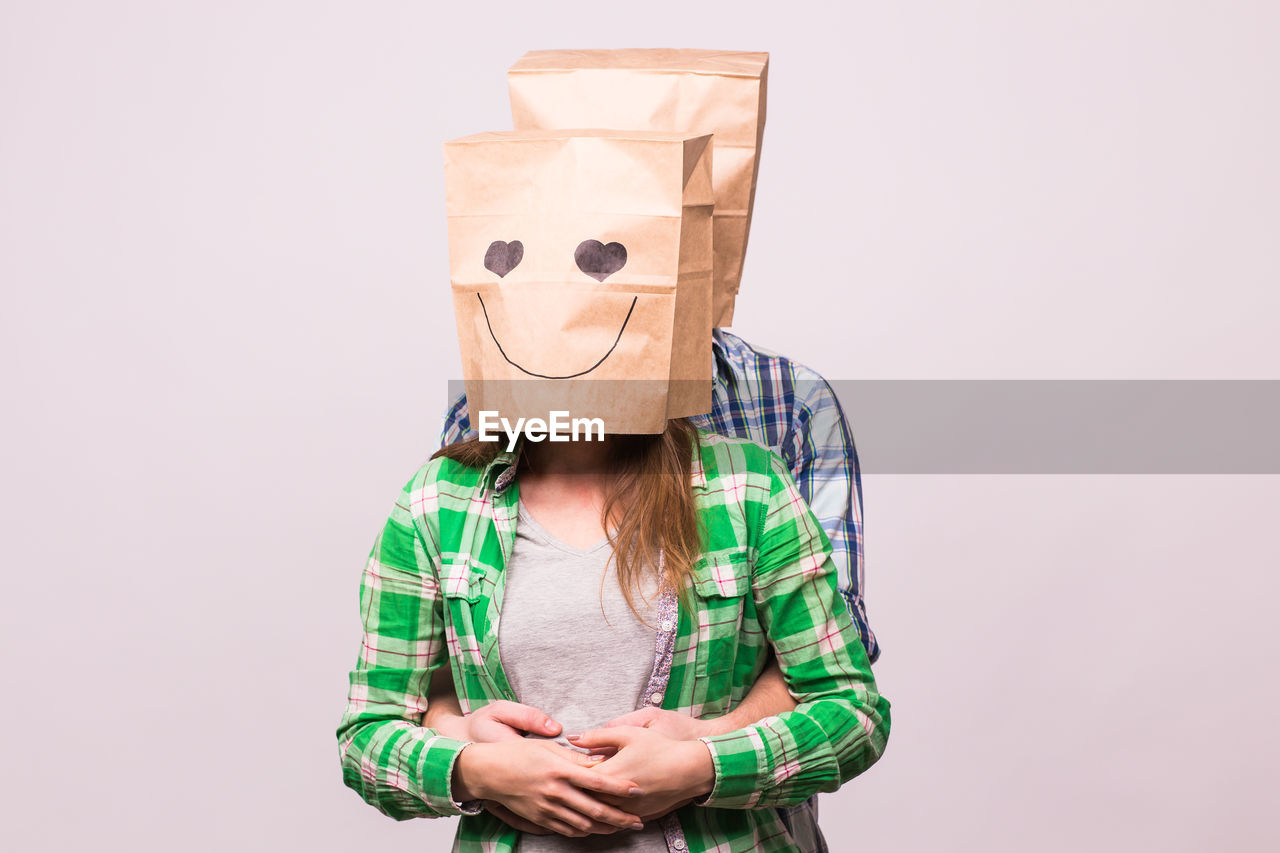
<box><xmin>544</xmin><ymin>721</ymin><xmax>557</xmax><ymax>733</ymax></box>
<box><xmin>628</xmin><ymin>787</ymin><xmax>644</xmax><ymax>796</ymax></box>
<box><xmin>630</xmin><ymin>822</ymin><xmax>644</xmax><ymax>830</ymax></box>
<box><xmin>566</xmin><ymin>733</ymin><xmax>581</xmax><ymax>741</ymax></box>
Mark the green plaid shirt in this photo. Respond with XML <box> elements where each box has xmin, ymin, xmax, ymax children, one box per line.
<box><xmin>337</xmin><ymin>433</ymin><xmax>890</xmax><ymax>852</ymax></box>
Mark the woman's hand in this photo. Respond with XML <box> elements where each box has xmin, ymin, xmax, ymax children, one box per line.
<box><xmin>453</xmin><ymin>739</ymin><xmax>646</xmax><ymax>837</ymax></box>
<box><xmin>569</xmin><ymin>726</ymin><xmax>715</xmax><ymax>820</ymax></box>
<box><xmin>483</xmin><ymin>749</ymin><xmax>627</xmax><ymax>837</ymax></box>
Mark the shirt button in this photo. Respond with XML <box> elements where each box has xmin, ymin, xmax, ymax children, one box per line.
<box><xmin>649</xmin><ymin>692</ymin><xmax>664</xmax><ymax>706</ymax></box>
<box><xmin>673</xmin><ymin>838</ymin><xmax>687</xmax><ymax>850</ymax></box>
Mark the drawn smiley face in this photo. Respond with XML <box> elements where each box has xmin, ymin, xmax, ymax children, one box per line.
<box><xmin>477</xmin><ymin>238</ymin><xmax>635</xmax><ymax>379</ymax></box>
<box><xmin>443</xmin><ymin>129</ymin><xmax>715</xmax><ymax>434</ymax></box>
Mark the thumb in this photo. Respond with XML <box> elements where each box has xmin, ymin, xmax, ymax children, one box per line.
<box><xmin>488</xmin><ymin>701</ymin><xmax>562</xmax><ymax>736</ymax></box>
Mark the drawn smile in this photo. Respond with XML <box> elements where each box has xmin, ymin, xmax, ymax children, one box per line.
<box><xmin>476</xmin><ymin>293</ymin><xmax>638</xmax><ymax>379</ymax></box>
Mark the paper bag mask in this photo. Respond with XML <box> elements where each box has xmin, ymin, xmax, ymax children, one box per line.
<box><xmin>508</xmin><ymin>49</ymin><xmax>768</xmax><ymax>327</ymax></box>
<box><xmin>444</xmin><ymin>130</ymin><xmax>715</xmax><ymax>435</ymax></box>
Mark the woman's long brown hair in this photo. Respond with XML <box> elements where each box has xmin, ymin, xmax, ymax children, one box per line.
<box><xmin>432</xmin><ymin>418</ymin><xmax>703</xmax><ymax>615</ymax></box>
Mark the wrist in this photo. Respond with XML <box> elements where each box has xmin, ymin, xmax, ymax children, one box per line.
<box><xmin>452</xmin><ymin>742</ymin><xmax>492</xmax><ymax>801</ymax></box>
<box><xmin>425</xmin><ymin>708</ymin><xmax>470</xmax><ymax>741</ymax></box>
<box><xmin>702</xmin><ymin>708</ymin><xmax>744</xmax><ymax>737</ymax></box>
<box><xmin>680</xmin><ymin>739</ymin><xmax>715</xmax><ymax>800</ymax></box>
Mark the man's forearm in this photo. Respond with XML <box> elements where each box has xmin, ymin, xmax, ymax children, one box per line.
<box><xmin>422</xmin><ymin>665</ymin><xmax>469</xmax><ymax>739</ymax></box>
<box><xmin>429</xmin><ymin>655</ymin><xmax>796</xmax><ymax>743</ymax></box>
<box><xmin>707</xmin><ymin>657</ymin><xmax>796</xmax><ymax>735</ymax></box>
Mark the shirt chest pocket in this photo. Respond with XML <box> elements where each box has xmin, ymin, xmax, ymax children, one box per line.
<box><xmin>690</xmin><ymin>552</ymin><xmax>753</xmax><ymax>678</ymax></box>
<box><xmin>439</xmin><ymin>558</ymin><xmax>489</xmax><ymax>669</ymax></box>
<box><xmin>440</xmin><ymin>558</ymin><xmax>485</xmax><ymax>603</ymax></box>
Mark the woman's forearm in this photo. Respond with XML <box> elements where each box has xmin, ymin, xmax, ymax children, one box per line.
<box><xmin>694</xmin><ymin>454</ymin><xmax>889</xmax><ymax>808</ymax></box>
<box><xmin>338</xmin><ymin>715</ymin><xmax>473</xmax><ymax>820</ymax></box>
<box><xmin>697</xmin><ymin>687</ymin><xmax>888</xmax><ymax>809</ymax></box>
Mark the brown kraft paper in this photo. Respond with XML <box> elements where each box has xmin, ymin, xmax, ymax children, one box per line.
<box><xmin>443</xmin><ymin>129</ymin><xmax>714</xmax><ymax>435</ymax></box>
<box><xmin>508</xmin><ymin>49</ymin><xmax>767</xmax><ymax>328</ymax></box>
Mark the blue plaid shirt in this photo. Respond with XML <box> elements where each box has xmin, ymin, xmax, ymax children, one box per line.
<box><xmin>439</xmin><ymin>328</ymin><xmax>877</xmax><ymax>662</ymax></box>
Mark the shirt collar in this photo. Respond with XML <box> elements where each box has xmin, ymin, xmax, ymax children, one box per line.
<box><xmin>712</xmin><ymin>328</ymin><xmax>731</xmax><ymax>371</ymax></box>
<box><xmin>484</xmin><ymin>446</ymin><xmax>522</xmax><ymax>495</ymax></box>
<box><xmin>711</xmin><ymin>328</ymin><xmax>741</xmax><ymax>391</ymax></box>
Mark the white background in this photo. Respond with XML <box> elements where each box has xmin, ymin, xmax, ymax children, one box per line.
<box><xmin>3</xmin><ymin>1</ymin><xmax>1277</xmax><ymax>850</ymax></box>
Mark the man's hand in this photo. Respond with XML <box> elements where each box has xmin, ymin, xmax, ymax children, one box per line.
<box><xmin>422</xmin><ymin>667</ymin><xmax>562</xmax><ymax>743</ymax></box>
<box><xmin>603</xmin><ymin>706</ymin><xmax>733</xmax><ymax>740</ymax></box>
<box><xmin>427</xmin><ymin>698</ymin><xmax>563</xmax><ymax>744</ymax></box>
<box><xmin>452</xmin><ymin>739</ymin><xmax>646</xmax><ymax>837</ymax></box>
<box><xmin>483</xmin><ymin>801</ymin><xmax>554</xmax><ymax>836</ymax></box>
<box><xmin>569</xmin><ymin>726</ymin><xmax>715</xmax><ymax>820</ymax></box>
<box><xmin>601</xmin><ymin>659</ymin><xmax>797</xmax><ymax>742</ymax></box>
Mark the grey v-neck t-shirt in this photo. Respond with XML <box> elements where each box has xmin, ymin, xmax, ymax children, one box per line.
<box><xmin>498</xmin><ymin>502</ymin><xmax>667</xmax><ymax>852</ymax></box>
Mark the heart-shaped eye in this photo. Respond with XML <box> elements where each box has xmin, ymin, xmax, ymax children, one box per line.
<box><xmin>574</xmin><ymin>240</ymin><xmax>627</xmax><ymax>282</ymax></box>
<box><xmin>484</xmin><ymin>240</ymin><xmax>524</xmax><ymax>278</ymax></box>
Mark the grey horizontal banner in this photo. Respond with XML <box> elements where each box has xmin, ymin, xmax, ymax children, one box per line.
<box><xmin>443</xmin><ymin>380</ymin><xmax>1280</xmax><ymax>474</ymax></box>
<box><xmin>832</xmin><ymin>380</ymin><xmax>1280</xmax><ymax>474</ymax></box>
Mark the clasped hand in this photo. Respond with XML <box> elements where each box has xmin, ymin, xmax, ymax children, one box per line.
<box><xmin>440</xmin><ymin>700</ymin><xmax>716</xmax><ymax>837</ymax></box>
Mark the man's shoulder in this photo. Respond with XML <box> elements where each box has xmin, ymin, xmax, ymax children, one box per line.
<box><xmin>715</xmin><ymin>329</ymin><xmax>841</xmax><ymax>409</ymax></box>
<box><xmin>440</xmin><ymin>391</ymin><xmax>475</xmax><ymax>444</ymax></box>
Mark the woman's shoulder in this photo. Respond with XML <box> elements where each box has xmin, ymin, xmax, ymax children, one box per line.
<box><xmin>695</xmin><ymin>432</ymin><xmax>791</xmax><ymax>492</ymax></box>
<box><xmin>421</xmin><ymin>451</ymin><xmax>488</xmax><ymax>487</ymax></box>
<box><xmin>397</xmin><ymin>452</ymin><xmax>491</xmax><ymax>520</ymax></box>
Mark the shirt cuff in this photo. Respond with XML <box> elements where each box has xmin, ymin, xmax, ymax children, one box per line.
<box><xmin>416</xmin><ymin>735</ymin><xmax>476</xmax><ymax>815</ymax></box>
<box><xmin>695</xmin><ymin>730</ymin><xmax>766</xmax><ymax>808</ymax></box>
